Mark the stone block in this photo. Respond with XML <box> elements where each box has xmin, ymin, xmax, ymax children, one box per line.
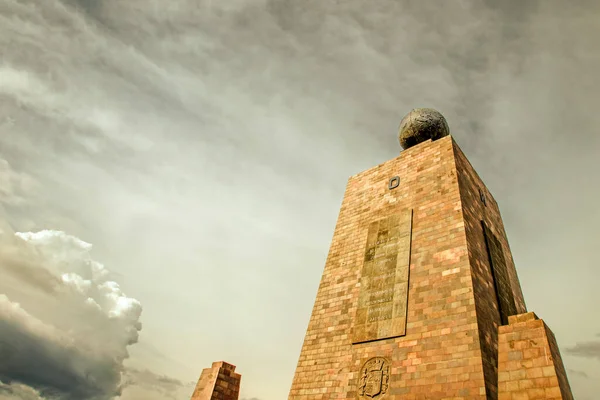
<box><xmin>497</xmin><ymin>314</ymin><xmax>573</xmax><ymax>399</ymax></box>
<box><xmin>190</xmin><ymin>361</ymin><xmax>241</xmax><ymax>400</ymax></box>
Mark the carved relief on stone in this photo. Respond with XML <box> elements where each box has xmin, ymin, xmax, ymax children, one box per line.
<box><xmin>357</xmin><ymin>357</ymin><xmax>391</xmax><ymax>399</ymax></box>
<box><xmin>352</xmin><ymin>210</ymin><xmax>412</xmax><ymax>344</ymax></box>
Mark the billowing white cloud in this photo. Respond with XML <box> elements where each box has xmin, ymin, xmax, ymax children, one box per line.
<box><xmin>0</xmin><ymin>229</ymin><xmax>142</xmax><ymax>399</ymax></box>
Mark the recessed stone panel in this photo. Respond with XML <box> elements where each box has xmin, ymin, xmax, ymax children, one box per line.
<box><xmin>482</xmin><ymin>221</ymin><xmax>517</xmax><ymax>325</ymax></box>
<box><xmin>352</xmin><ymin>210</ymin><xmax>412</xmax><ymax>344</ymax></box>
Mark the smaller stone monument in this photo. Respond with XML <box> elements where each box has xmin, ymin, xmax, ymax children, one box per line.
<box><xmin>190</xmin><ymin>361</ymin><xmax>241</xmax><ymax>400</ymax></box>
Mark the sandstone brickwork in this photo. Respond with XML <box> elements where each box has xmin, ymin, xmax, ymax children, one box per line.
<box><xmin>190</xmin><ymin>361</ymin><xmax>241</xmax><ymax>400</ymax></box>
<box><xmin>452</xmin><ymin>143</ymin><xmax>527</xmax><ymax>398</ymax></box>
<box><xmin>288</xmin><ymin>135</ymin><xmax>573</xmax><ymax>399</ymax></box>
<box><xmin>497</xmin><ymin>313</ymin><xmax>573</xmax><ymax>400</ymax></box>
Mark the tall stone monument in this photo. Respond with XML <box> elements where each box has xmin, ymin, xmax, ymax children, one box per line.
<box><xmin>190</xmin><ymin>361</ymin><xmax>241</xmax><ymax>400</ymax></box>
<box><xmin>288</xmin><ymin>109</ymin><xmax>573</xmax><ymax>399</ymax></box>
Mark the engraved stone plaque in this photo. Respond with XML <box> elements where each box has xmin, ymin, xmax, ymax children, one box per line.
<box><xmin>357</xmin><ymin>357</ymin><xmax>391</xmax><ymax>400</ymax></box>
<box><xmin>352</xmin><ymin>210</ymin><xmax>412</xmax><ymax>344</ymax></box>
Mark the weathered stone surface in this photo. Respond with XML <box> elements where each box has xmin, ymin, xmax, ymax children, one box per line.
<box><xmin>398</xmin><ymin>108</ymin><xmax>449</xmax><ymax>149</ymax></box>
<box><xmin>497</xmin><ymin>313</ymin><xmax>574</xmax><ymax>399</ymax></box>
<box><xmin>190</xmin><ymin>361</ymin><xmax>240</xmax><ymax>400</ymax></box>
<box><xmin>357</xmin><ymin>357</ymin><xmax>391</xmax><ymax>399</ymax></box>
<box><xmin>352</xmin><ymin>211</ymin><xmax>412</xmax><ymax>343</ymax></box>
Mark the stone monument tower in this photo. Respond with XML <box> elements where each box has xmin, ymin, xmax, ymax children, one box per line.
<box><xmin>288</xmin><ymin>109</ymin><xmax>573</xmax><ymax>399</ymax></box>
<box><xmin>190</xmin><ymin>361</ymin><xmax>241</xmax><ymax>400</ymax></box>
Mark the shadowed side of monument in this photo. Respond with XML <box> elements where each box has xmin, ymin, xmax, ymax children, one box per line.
<box><xmin>190</xmin><ymin>361</ymin><xmax>241</xmax><ymax>400</ymax></box>
<box><xmin>287</xmin><ymin>109</ymin><xmax>573</xmax><ymax>399</ymax></box>
<box><xmin>452</xmin><ymin>139</ymin><xmax>527</xmax><ymax>398</ymax></box>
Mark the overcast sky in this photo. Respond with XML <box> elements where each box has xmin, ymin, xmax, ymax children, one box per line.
<box><xmin>0</xmin><ymin>0</ymin><xmax>599</xmax><ymax>399</ymax></box>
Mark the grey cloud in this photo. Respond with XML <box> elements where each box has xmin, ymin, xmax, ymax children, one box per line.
<box><xmin>0</xmin><ymin>381</ymin><xmax>44</xmax><ymax>400</ymax></box>
<box><xmin>0</xmin><ymin>294</ymin><xmax>120</xmax><ymax>400</ymax></box>
<box><xmin>121</xmin><ymin>369</ymin><xmax>191</xmax><ymax>400</ymax></box>
<box><xmin>567</xmin><ymin>369</ymin><xmax>589</xmax><ymax>379</ymax></box>
<box><xmin>0</xmin><ymin>230</ymin><xmax>61</xmax><ymax>294</ymax></box>
<box><xmin>61</xmin><ymin>0</ymin><xmax>101</xmax><ymax>14</ymax></box>
<box><xmin>565</xmin><ymin>339</ymin><xmax>600</xmax><ymax>361</ymax></box>
<box><xmin>0</xmin><ymin>229</ymin><xmax>142</xmax><ymax>400</ymax></box>
<box><xmin>0</xmin><ymin>160</ymin><xmax>38</xmax><ymax>207</ymax></box>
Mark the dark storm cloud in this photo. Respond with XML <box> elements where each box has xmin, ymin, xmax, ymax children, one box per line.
<box><xmin>0</xmin><ymin>297</ymin><xmax>120</xmax><ymax>399</ymax></box>
<box><xmin>0</xmin><ymin>229</ymin><xmax>143</xmax><ymax>400</ymax></box>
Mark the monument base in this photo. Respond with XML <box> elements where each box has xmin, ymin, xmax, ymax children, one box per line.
<box><xmin>498</xmin><ymin>313</ymin><xmax>573</xmax><ymax>400</ymax></box>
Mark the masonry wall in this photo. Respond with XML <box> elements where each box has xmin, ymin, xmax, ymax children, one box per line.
<box><xmin>452</xmin><ymin>142</ymin><xmax>527</xmax><ymax>313</ymax></box>
<box><xmin>289</xmin><ymin>136</ymin><xmax>493</xmax><ymax>399</ymax></box>
<box><xmin>497</xmin><ymin>313</ymin><xmax>573</xmax><ymax>400</ymax></box>
<box><xmin>190</xmin><ymin>362</ymin><xmax>241</xmax><ymax>400</ymax></box>
<box><xmin>452</xmin><ymin>141</ymin><xmax>528</xmax><ymax>399</ymax></box>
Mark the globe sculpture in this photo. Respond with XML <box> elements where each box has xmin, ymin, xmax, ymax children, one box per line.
<box><xmin>398</xmin><ymin>108</ymin><xmax>450</xmax><ymax>150</ymax></box>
